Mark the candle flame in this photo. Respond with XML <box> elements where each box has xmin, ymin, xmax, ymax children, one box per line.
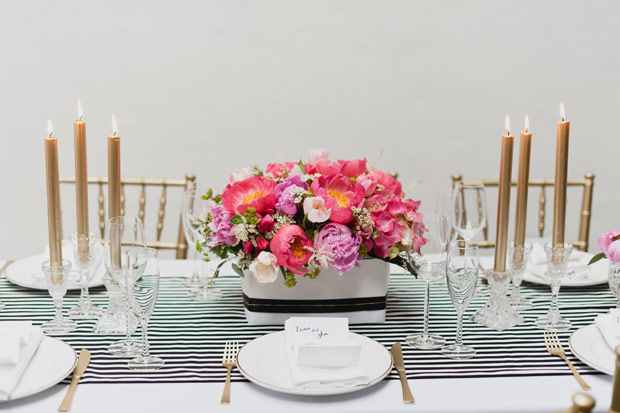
<box><xmin>111</xmin><ymin>114</ymin><xmax>118</xmax><ymax>136</ymax></box>
<box><xmin>560</xmin><ymin>102</ymin><xmax>565</xmax><ymax>121</ymax></box>
<box><xmin>525</xmin><ymin>115</ymin><xmax>529</xmax><ymax>132</ymax></box>
<box><xmin>505</xmin><ymin>115</ymin><xmax>511</xmax><ymax>135</ymax></box>
<box><xmin>77</xmin><ymin>98</ymin><xmax>83</xmax><ymax>121</ymax></box>
<box><xmin>47</xmin><ymin>120</ymin><xmax>54</xmax><ymax>137</ymax></box>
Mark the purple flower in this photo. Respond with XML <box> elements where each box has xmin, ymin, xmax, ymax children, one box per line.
<box><xmin>207</xmin><ymin>205</ymin><xmax>237</xmax><ymax>247</ymax></box>
<box><xmin>316</xmin><ymin>223</ymin><xmax>362</xmax><ymax>275</ymax></box>
<box><xmin>274</xmin><ymin>176</ymin><xmax>308</xmax><ymax>215</ymax></box>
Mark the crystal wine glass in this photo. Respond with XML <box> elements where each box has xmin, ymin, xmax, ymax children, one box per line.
<box><xmin>69</xmin><ymin>232</ymin><xmax>103</xmax><ymax>318</ymax></box>
<box><xmin>126</xmin><ymin>248</ymin><xmax>164</xmax><ymax>371</ymax></box>
<box><xmin>406</xmin><ymin>212</ymin><xmax>448</xmax><ymax>349</ymax></box>
<box><xmin>609</xmin><ymin>263</ymin><xmax>620</xmax><ymax>308</ymax></box>
<box><xmin>41</xmin><ymin>259</ymin><xmax>77</xmax><ymax>334</ymax></box>
<box><xmin>442</xmin><ymin>241</ymin><xmax>479</xmax><ymax>359</ymax></box>
<box><xmin>104</xmin><ymin>216</ymin><xmax>147</xmax><ymax>356</ymax></box>
<box><xmin>451</xmin><ymin>181</ymin><xmax>487</xmax><ymax>246</ymax></box>
<box><xmin>182</xmin><ymin>187</ymin><xmax>221</xmax><ymax>301</ymax></box>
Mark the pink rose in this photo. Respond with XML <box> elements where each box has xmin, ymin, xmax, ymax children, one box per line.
<box><xmin>598</xmin><ymin>230</ymin><xmax>620</xmax><ymax>264</ymax></box>
<box><xmin>303</xmin><ymin>197</ymin><xmax>331</xmax><ymax>223</ymax></box>
<box><xmin>315</xmin><ymin>223</ymin><xmax>362</xmax><ymax>275</ymax></box>
<box><xmin>249</xmin><ymin>251</ymin><xmax>280</xmax><ymax>283</ymax></box>
<box><xmin>258</xmin><ymin>215</ymin><xmax>276</xmax><ymax>233</ymax></box>
<box><xmin>228</xmin><ymin>167</ymin><xmax>254</xmax><ymax>185</ymax></box>
<box><xmin>269</xmin><ymin>225</ymin><xmax>314</xmax><ymax>275</ymax></box>
<box><xmin>308</xmin><ymin>148</ymin><xmax>329</xmax><ymax>165</ymax></box>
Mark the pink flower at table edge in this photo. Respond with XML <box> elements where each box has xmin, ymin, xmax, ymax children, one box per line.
<box><xmin>310</xmin><ymin>174</ymin><xmax>365</xmax><ymax>224</ymax></box>
<box><xmin>221</xmin><ymin>176</ymin><xmax>276</xmax><ymax>214</ymax></box>
<box><xmin>598</xmin><ymin>230</ymin><xmax>620</xmax><ymax>264</ymax></box>
<box><xmin>315</xmin><ymin>223</ymin><xmax>362</xmax><ymax>275</ymax></box>
<box><xmin>249</xmin><ymin>251</ymin><xmax>280</xmax><ymax>283</ymax></box>
<box><xmin>269</xmin><ymin>225</ymin><xmax>314</xmax><ymax>275</ymax></box>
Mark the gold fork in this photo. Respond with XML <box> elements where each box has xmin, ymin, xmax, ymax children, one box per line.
<box><xmin>220</xmin><ymin>341</ymin><xmax>239</xmax><ymax>404</ymax></box>
<box><xmin>544</xmin><ymin>331</ymin><xmax>591</xmax><ymax>390</ymax></box>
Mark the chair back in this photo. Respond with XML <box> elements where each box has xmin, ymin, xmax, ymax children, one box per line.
<box><xmin>451</xmin><ymin>173</ymin><xmax>594</xmax><ymax>251</ymax></box>
<box><xmin>59</xmin><ymin>173</ymin><xmax>196</xmax><ymax>258</ymax></box>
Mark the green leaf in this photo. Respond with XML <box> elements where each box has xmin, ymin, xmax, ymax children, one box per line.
<box><xmin>388</xmin><ymin>246</ymin><xmax>400</xmax><ymax>259</ymax></box>
<box><xmin>231</xmin><ymin>263</ymin><xmax>245</xmax><ymax>277</ymax></box>
<box><xmin>588</xmin><ymin>252</ymin><xmax>606</xmax><ymax>265</ymax></box>
<box><xmin>298</xmin><ymin>160</ymin><xmax>307</xmax><ymax>175</ymax></box>
<box><xmin>230</xmin><ymin>215</ymin><xmax>243</xmax><ymax>225</ymax></box>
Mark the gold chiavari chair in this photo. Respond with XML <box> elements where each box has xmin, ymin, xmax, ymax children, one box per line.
<box><xmin>451</xmin><ymin>173</ymin><xmax>595</xmax><ymax>252</ymax></box>
<box><xmin>59</xmin><ymin>173</ymin><xmax>196</xmax><ymax>259</ymax></box>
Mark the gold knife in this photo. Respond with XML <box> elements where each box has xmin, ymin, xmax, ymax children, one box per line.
<box><xmin>58</xmin><ymin>349</ymin><xmax>91</xmax><ymax>412</ymax></box>
<box><xmin>390</xmin><ymin>342</ymin><xmax>415</xmax><ymax>404</ymax></box>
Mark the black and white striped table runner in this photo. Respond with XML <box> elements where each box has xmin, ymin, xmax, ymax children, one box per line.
<box><xmin>0</xmin><ymin>268</ymin><xmax>613</xmax><ymax>383</ymax></box>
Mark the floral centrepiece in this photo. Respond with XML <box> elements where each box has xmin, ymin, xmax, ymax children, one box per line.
<box><xmin>197</xmin><ymin>150</ymin><xmax>427</xmax><ymax>287</ymax></box>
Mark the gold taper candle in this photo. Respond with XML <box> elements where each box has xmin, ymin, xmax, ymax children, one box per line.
<box><xmin>108</xmin><ymin>114</ymin><xmax>121</xmax><ymax>220</ymax></box>
<box><xmin>513</xmin><ymin>116</ymin><xmax>532</xmax><ymax>267</ymax></box>
<box><xmin>45</xmin><ymin>120</ymin><xmax>63</xmax><ymax>266</ymax></box>
<box><xmin>552</xmin><ymin>103</ymin><xmax>570</xmax><ymax>247</ymax></box>
<box><xmin>494</xmin><ymin>116</ymin><xmax>514</xmax><ymax>272</ymax></box>
<box><xmin>74</xmin><ymin>99</ymin><xmax>89</xmax><ymax>237</ymax></box>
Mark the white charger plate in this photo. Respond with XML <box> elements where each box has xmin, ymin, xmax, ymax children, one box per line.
<box><xmin>522</xmin><ymin>253</ymin><xmax>608</xmax><ymax>287</ymax></box>
<box><xmin>237</xmin><ymin>331</ymin><xmax>393</xmax><ymax>396</ymax></box>
<box><xmin>6</xmin><ymin>336</ymin><xmax>77</xmax><ymax>402</ymax></box>
<box><xmin>569</xmin><ymin>324</ymin><xmax>615</xmax><ymax>375</ymax></box>
<box><xmin>5</xmin><ymin>253</ymin><xmax>105</xmax><ymax>291</ymax></box>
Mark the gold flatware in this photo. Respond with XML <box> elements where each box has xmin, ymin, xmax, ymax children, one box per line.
<box><xmin>220</xmin><ymin>341</ymin><xmax>239</xmax><ymax>405</ymax></box>
<box><xmin>390</xmin><ymin>342</ymin><xmax>415</xmax><ymax>404</ymax></box>
<box><xmin>58</xmin><ymin>348</ymin><xmax>91</xmax><ymax>412</ymax></box>
<box><xmin>0</xmin><ymin>260</ymin><xmax>14</xmax><ymax>277</ymax></box>
<box><xmin>544</xmin><ymin>331</ymin><xmax>591</xmax><ymax>390</ymax></box>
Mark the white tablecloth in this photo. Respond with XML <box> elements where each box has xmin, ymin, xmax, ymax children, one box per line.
<box><xmin>0</xmin><ymin>259</ymin><xmax>613</xmax><ymax>412</ymax></box>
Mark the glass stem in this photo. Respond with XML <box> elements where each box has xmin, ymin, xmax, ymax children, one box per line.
<box><xmin>54</xmin><ymin>298</ymin><xmax>64</xmax><ymax>321</ymax></box>
<box><xmin>422</xmin><ymin>280</ymin><xmax>430</xmax><ymax>337</ymax></box>
<box><xmin>79</xmin><ymin>268</ymin><xmax>90</xmax><ymax>308</ymax></box>
<box><xmin>511</xmin><ymin>279</ymin><xmax>521</xmax><ymax>301</ymax></box>
<box><xmin>455</xmin><ymin>311</ymin><xmax>464</xmax><ymax>346</ymax></box>
<box><xmin>549</xmin><ymin>280</ymin><xmax>561</xmax><ymax>322</ymax></box>
<box><xmin>122</xmin><ymin>288</ymin><xmax>132</xmax><ymax>343</ymax></box>
<box><xmin>140</xmin><ymin>320</ymin><xmax>150</xmax><ymax>358</ymax></box>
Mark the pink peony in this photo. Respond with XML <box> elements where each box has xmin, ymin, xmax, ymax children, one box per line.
<box><xmin>356</xmin><ymin>174</ymin><xmax>378</xmax><ymax>197</ymax></box>
<box><xmin>598</xmin><ymin>230</ymin><xmax>620</xmax><ymax>264</ymax></box>
<box><xmin>310</xmin><ymin>174</ymin><xmax>365</xmax><ymax>224</ymax></box>
<box><xmin>274</xmin><ymin>176</ymin><xmax>308</xmax><ymax>215</ymax></box>
<box><xmin>315</xmin><ymin>161</ymin><xmax>342</xmax><ymax>176</ymax></box>
<box><xmin>269</xmin><ymin>225</ymin><xmax>314</xmax><ymax>275</ymax></box>
<box><xmin>266</xmin><ymin>162</ymin><xmax>297</xmax><ymax>178</ymax></box>
<box><xmin>207</xmin><ymin>205</ymin><xmax>237</xmax><ymax>247</ymax></box>
<box><xmin>315</xmin><ymin>223</ymin><xmax>362</xmax><ymax>275</ymax></box>
<box><xmin>221</xmin><ymin>176</ymin><xmax>276</xmax><ymax>214</ymax></box>
<box><xmin>366</xmin><ymin>168</ymin><xmax>402</xmax><ymax>197</ymax></box>
<box><xmin>337</xmin><ymin>158</ymin><xmax>367</xmax><ymax>178</ymax></box>
<box><xmin>308</xmin><ymin>148</ymin><xmax>329</xmax><ymax>165</ymax></box>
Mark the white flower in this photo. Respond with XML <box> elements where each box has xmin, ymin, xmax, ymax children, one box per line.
<box><xmin>228</xmin><ymin>167</ymin><xmax>254</xmax><ymax>185</ymax></box>
<box><xmin>249</xmin><ymin>251</ymin><xmax>280</xmax><ymax>283</ymax></box>
<box><xmin>303</xmin><ymin>197</ymin><xmax>331</xmax><ymax>223</ymax></box>
<box><xmin>308</xmin><ymin>148</ymin><xmax>329</xmax><ymax>165</ymax></box>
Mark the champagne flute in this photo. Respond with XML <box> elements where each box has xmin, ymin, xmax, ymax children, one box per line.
<box><xmin>451</xmin><ymin>181</ymin><xmax>487</xmax><ymax>246</ymax></box>
<box><xmin>104</xmin><ymin>216</ymin><xmax>146</xmax><ymax>356</ymax></box>
<box><xmin>182</xmin><ymin>187</ymin><xmax>221</xmax><ymax>301</ymax></box>
<box><xmin>126</xmin><ymin>248</ymin><xmax>164</xmax><ymax>371</ymax></box>
<box><xmin>442</xmin><ymin>241</ymin><xmax>479</xmax><ymax>359</ymax></box>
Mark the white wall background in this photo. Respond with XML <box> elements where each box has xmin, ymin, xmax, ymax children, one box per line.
<box><xmin>0</xmin><ymin>0</ymin><xmax>618</xmax><ymax>259</ymax></box>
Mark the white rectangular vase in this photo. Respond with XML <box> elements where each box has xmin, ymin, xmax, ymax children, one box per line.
<box><xmin>241</xmin><ymin>259</ymin><xmax>389</xmax><ymax>325</ymax></box>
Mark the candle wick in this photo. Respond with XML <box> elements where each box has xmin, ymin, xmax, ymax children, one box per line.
<box><xmin>79</xmin><ymin>116</ymin><xmax>83</xmax><ymax>121</ymax></box>
<box><xmin>49</xmin><ymin>132</ymin><xmax>53</xmax><ymax>138</ymax></box>
<box><xmin>113</xmin><ymin>131</ymin><xmax>118</xmax><ymax>137</ymax></box>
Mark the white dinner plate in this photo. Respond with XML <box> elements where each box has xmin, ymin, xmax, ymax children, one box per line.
<box><xmin>5</xmin><ymin>252</ymin><xmax>106</xmax><ymax>291</ymax></box>
<box><xmin>569</xmin><ymin>324</ymin><xmax>615</xmax><ymax>376</ymax></box>
<box><xmin>6</xmin><ymin>336</ymin><xmax>77</xmax><ymax>402</ymax></box>
<box><xmin>237</xmin><ymin>331</ymin><xmax>393</xmax><ymax>396</ymax></box>
<box><xmin>522</xmin><ymin>253</ymin><xmax>608</xmax><ymax>287</ymax></box>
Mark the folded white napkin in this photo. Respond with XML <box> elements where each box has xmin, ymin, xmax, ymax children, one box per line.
<box><xmin>284</xmin><ymin>317</ymin><xmax>369</xmax><ymax>390</ymax></box>
<box><xmin>0</xmin><ymin>322</ymin><xmax>44</xmax><ymax>401</ymax></box>
<box><xmin>596</xmin><ymin>312</ymin><xmax>620</xmax><ymax>351</ymax></box>
<box><xmin>529</xmin><ymin>243</ymin><xmax>589</xmax><ymax>266</ymax></box>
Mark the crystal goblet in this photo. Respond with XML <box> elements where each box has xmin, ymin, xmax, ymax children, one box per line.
<box><xmin>41</xmin><ymin>259</ymin><xmax>77</xmax><ymax>334</ymax></box>
<box><xmin>535</xmin><ymin>242</ymin><xmax>573</xmax><ymax>330</ymax></box>
<box><xmin>69</xmin><ymin>232</ymin><xmax>103</xmax><ymax>319</ymax></box>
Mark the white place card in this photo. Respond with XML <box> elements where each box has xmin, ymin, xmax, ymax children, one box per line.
<box><xmin>285</xmin><ymin>317</ymin><xmax>361</xmax><ymax>367</ymax></box>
